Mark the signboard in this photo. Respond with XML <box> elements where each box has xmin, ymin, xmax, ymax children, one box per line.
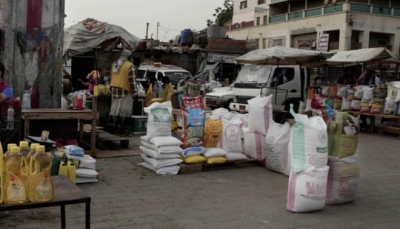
<box><xmin>318</xmin><ymin>33</ymin><xmax>330</xmax><ymax>52</ymax></box>
<box><xmin>297</xmin><ymin>40</ymin><xmax>312</xmax><ymax>50</ymax></box>
<box><xmin>208</xmin><ymin>38</ymin><xmax>247</xmax><ymax>54</ymax></box>
<box><xmin>208</xmin><ymin>53</ymin><xmax>240</xmax><ymax>64</ymax></box>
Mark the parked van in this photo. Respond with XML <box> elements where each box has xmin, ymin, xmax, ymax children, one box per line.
<box><xmin>137</xmin><ymin>64</ymin><xmax>193</xmax><ymax>89</ymax></box>
<box><xmin>229</xmin><ymin>64</ymin><xmax>309</xmax><ymax>112</ymax></box>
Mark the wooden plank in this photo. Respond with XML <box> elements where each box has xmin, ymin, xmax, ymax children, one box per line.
<box><xmin>347</xmin><ymin>111</ymin><xmax>400</xmax><ymax>119</ymax></box>
<box><xmin>374</xmin><ymin>125</ymin><xmax>400</xmax><ymax>138</ymax></box>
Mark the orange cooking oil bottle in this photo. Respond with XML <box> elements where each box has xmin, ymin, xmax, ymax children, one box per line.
<box><xmin>29</xmin><ymin>145</ymin><xmax>54</xmax><ymax>202</ymax></box>
<box><xmin>4</xmin><ymin>146</ymin><xmax>28</xmax><ymax>204</ymax></box>
<box><xmin>4</xmin><ymin>143</ymin><xmax>17</xmax><ymax>158</ymax></box>
<box><xmin>0</xmin><ymin>141</ymin><xmax>4</xmax><ymax>204</ymax></box>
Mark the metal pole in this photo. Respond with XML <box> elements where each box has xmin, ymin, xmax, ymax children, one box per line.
<box><xmin>157</xmin><ymin>22</ymin><xmax>160</xmax><ymax>40</ymax></box>
<box><xmin>145</xmin><ymin>22</ymin><xmax>149</xmax><ymax>39</ymax></box>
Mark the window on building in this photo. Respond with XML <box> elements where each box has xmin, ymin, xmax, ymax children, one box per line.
<box><xmin>240</xmin><ymin>1</ymin><xmax>247</xmax><ymax>9</ymax></box>
<box><xmin>258</xmin><ymin>0</ymin><xmax>266</xmax><ymax>4</ymax></box>
<box><xmin>256</xmin><ymin>17</ymin><xmax>260</xmax><ymax>26</ymax></box>
<box><xmin>273</xmin><ymin>39</ymin><xmax>283</xmax><ymax>46</ymax></box>
<box><xmin>263</xmin><ymin>38</ymin><xmax>267</xmax><ymax>48</ymax></box>
<box><xmin>263</xmin><ymin>15</ymin><xmax>268</xmax><ymax>25</ymax></box>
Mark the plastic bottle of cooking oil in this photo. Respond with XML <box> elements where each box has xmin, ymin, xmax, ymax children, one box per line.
<box><xmin>26</xmin><ymin>143</ymin><xmax>40</xmax><ymax>165</ymax></box>
<box><xmin>0</xmin><ymin>142</ymin><xmax>4</xmax><ymax>204</ymax></box>
<box><xmin>67</xmin><ymin>160</ymin><xmax>76</xmax><ymax>184</ymax></box>
<box><xmin>19</xmin><ymin>141</ymin><xmax>30</xmax><ymax>178</ymax></box>
<box><xmin>29</xmin><ymin>145</ymin><xmax>54</xmax><ymax>203</ymax></box>
<box><xmin>4</xmin><ymin>143</ymin><xmax>17</xmax><ymax>159</ymax></box>
<box><xmin>4</xmin><ymin>146</ymin><xmax>28</xmax><ymax>204</ymax></box>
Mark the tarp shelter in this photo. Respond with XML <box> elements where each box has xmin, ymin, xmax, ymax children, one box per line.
<box><xmin>63</xmin><ymin>18</ymin><xmax>140</xmax><ymax>59</ymax></box>
<box><xmin>235</xmin><ymin>46</ymin><xmax>331</xmax><ymax>67</ymax></box>
<box><xmin>325</xmin><ymin>47</ymin><xmax>396</xmax><ymax>66</ymax></box>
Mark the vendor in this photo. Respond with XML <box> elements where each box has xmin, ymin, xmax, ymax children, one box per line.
<box><xmin>0</xmin><ymin>62</ymin><xmax>13</xmax><ymax>103</ymax></box>
<box><xmin>356</xmin><ymin>66</ymin><xmax>380</xmax><ymax>86</ymax></box>
<box><xmin>78</xmin><ymin>70</ymin><xmax>99</xmax><ymax>93</ymax></box>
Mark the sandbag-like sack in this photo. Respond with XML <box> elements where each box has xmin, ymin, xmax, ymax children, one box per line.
<box><xmin>248</xmin><ymin>95</ymin><xmax>273</xmax><ymax>135</ymax></box>
<box><xmin>204</xmin><ymin>119</ymin><xmax>222</xmax><ymax>147</ymax></box>
<box><xmin>289</xmin><ymin>105</ymin><xmax>328</xmax><ymax>174</ymax></box>
<box><xmin>265</xmin><ymin>120</ymin><xmax>291</xmax><ymax>175</ymax></box>
<box><xmin>243</xmin><ymin>127</ymin><xmax>266</xmax><ymax>161</ymax></box>
<box><xmin>287</xmin><ymin>166</ymin><xmax>329</xmax><ymax>213</ymax></box>
<box><xmin>181</xmin><ymin>96</ymin><xmax>206</xmax><ymax>148</ymax></box>
<box><xmin>144</xmin><ymin>101</ymin><xmax>173</xmax><ymax>138</ymax></box>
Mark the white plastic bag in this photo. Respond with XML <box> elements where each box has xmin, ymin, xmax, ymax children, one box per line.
<box><xmin>203</xmin><ymin>148</ymin><xmax>228</xmax><ymax>157</ymax></box>
<box><xmin>243</xmin><ymin>127</ymin><xmax>266</xmax><ymax>161</ymax></box>
<box><xmin>148</xmin><ymin>136</ymin><xmax>183</xmax><ymax>147</ymax></box>
<box><xmin>140</xmin><ymin>162</ymin><xmax>180</xmax><ymax>175</ymax></box>
<box><xmin>219</xmin><ymin>119</ymin><xmax>244</xmax><ymax>153</ymax></box>
<box><xmin>287</xmin><ymin>166</ymin><xmax>329</xmax><ymax>212</ymax></box>
<box><xmin>289</xmin><ymin>105</ymin><xmax>328</xmax><ymax>173</ymax></box>
<box><xmin>140</xmin><ymin>146</ymin><xmax>181</xmax><ymax>159</ymax></box>
<box><xmin>225</xmin><ymin>153</ymin><xmax>247</xmax><ymax>161</ymax></box>
<box><xmin>144</xmin><ymin>101</ymin><xmax>173</xmax><ymax>138</ymax></box>
<box><xmin>248</xmin><ymin>95</ymin><xmax>273</xmax><ymax>135</ymax></box>
<box><xmin>140</xmin><ymin>154</ymin><xmax>182</xmax><ymax>170</ymax></box>
<box><xmin>265</xmin><ymin>121</ymin><xmax>291</xmax><ymax>175</ymax></box>
<box><xmin>140</xmin><ymin>141</ymin><xmax>183</xmax><ymax>154</ymax></box>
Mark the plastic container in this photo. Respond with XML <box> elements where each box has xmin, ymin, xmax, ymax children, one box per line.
<box><xmin>4</xmin><ymin>146</ymin><xmax>28</xmax><ymax>204</ymax></box>
<box><xmin>208</xmin><ymin>24</ymin><xmax>226</xmax><ymax>38</ymax></box>
<box><xmin>67</xmin><ymin>160</ymin><xmax>76</xmax><ymax>184</ymax></box>
<box><xmin>4</xmin><ymin>143</ymin><xmax>17</xmax><ymax>159</ymax></box>
<box><xmin>7</xmin><ymin>106</ymin><xmax>14</xmax><ymax>130</ymax></box>
<box><xmin>19</xmin><ymin>141</ymin><xmax>30</xmax><ymax>157</ymax></box>
<box><xmin>29</xmin><ymin>145</ymin><xmax>54</xmax><ymax>202</ymax></box>
<box><xmin>180</xmin><ymin>29</ymin><xmax>193</xmax><ymax>45</ymax></box>
<box><xmin>0</xmin><ymin>141</ymin><xmax>4</xmax><ymax>204</ymax></box>
<box><xmin>22</xmin><ymin>90</ymin><xmax>31</xmax><ymax>110</ymax></box>
<box><xmin>130</xmin><ymin>115</ymin><xmax>147</xmax><ymax>134</ymax></box>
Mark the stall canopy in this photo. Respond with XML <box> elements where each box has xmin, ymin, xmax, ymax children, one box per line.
<box><xmin>63</xmin><ymin>18</ymin><xmax>140</xmax><ymax>58</ymax></box>
<box><xmin>325</xmin><ymin>47</ymin><xmax>396</xmax><ymax>66</ymax></box>
<box><xmin>235</xmin><ymin>46</ymin><xmax>331</xmax><ymax>67</ymax></box>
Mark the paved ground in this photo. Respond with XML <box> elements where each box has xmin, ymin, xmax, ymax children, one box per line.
<box><xmin>1</xmin><ymin>133</ymin><xmax>400</xmax><ymax>229</ymax></box>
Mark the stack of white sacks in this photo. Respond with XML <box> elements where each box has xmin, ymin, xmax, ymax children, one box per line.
<box><xmin>140</xmin><ymin>101</ymin><xmax>183</xmax><ymax>175</ymax></box>
<box><xmin>286</xmin><ymin>105</ymin><xmax>329</xmax><ymax>213</ymax></box>
<box><xmin>63</xmin><ymin>145</ymin><xmax>99</xmax><ymax>183</ymax></box>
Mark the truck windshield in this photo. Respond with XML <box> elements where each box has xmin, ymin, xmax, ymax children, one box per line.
<box><xmin>236</xmin><ymin>65</ymin><xmax>273</xmax><ymax>84</ymax></box>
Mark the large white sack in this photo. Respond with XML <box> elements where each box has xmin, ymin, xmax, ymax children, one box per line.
<box><xmin>225</xmin><ymin>153</ymin><xmax>247</xmax><ymax>161</ymax></box>
<box><xmin>140</xmin><ymin>141</ymin><xmax>183</xmax><ymax>154</ymax></box>
<box><xmin>265</xmin><ymin>120</ymin><xmax>291</xmax><ymax>175</ymax></box>
<box><xmin>289</xmin><ymin>105</ymin><xmax>328</xmax><ymax>173</ymax></box>
<box><xmin>248</xmin><ymin>95</ymin><xmax>273</xmax><ymax>135</ymax></box>
<box><xmin>144</xmin><ymin>101</ymin><xmax>173</xmax><ymax>138</ymax></box>
<box><xmin>210</xmin><ymin>108</ymin><xmax>230</xmax><ymax>120</ymax></box>
<box><xmin>326</xmin><ymin>156</ymin><xmax>360</xmax><ymax>205</ymax></box>
<box><xmin>287</xmin><ymin>166</ymin><xmax>329</xmax><ymax>213</ymax></box>
<box><xmin>140</xmin><ymin>154</ymin><xmax>182</xmax><ymax>170</ymax></box>
<box><xmin>243</xmin><ymin>127</ymin><xmax>267</xmax><ymax>161</ymax></box>
<box><xmin>140</xmin><ymin>162</ymin><xmax>180</xmax><ymax>175</ymax></box>
<box><xmin>218</xmin><ymin>119</ymin><xmax>244</xmax><ymax>153</ymax></box>
<box><xmin>148</xmin><ymin>136</ymin><xmax>183</xmax><ymax>147</ymax></box>
<box><xmin>140</xmin><ymin>146</ymin><xmax>181</xmax><ymax>159</ymax></box>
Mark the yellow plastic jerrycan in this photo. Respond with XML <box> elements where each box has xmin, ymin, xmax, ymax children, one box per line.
<box><xmin>67</xmin><ymin>160</ymin><xmax>76</xmax><ymax>184</ymax></box>
<box><xmin>29</xmin><ymin>145</ymin><xmax>54</xmax><ymax>203</ymax></box>
<box><xmin>4</xmin><ymin>146</ymin><xmax>28</xmax><ymax>204</ymax></box>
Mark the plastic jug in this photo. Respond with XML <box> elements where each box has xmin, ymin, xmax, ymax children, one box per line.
<box><xmin>4</xmin><ymin>143</ymin><xmax>17</xmax><ymax>158</ymax></box>
<box><xmin>19</xmin><ymin>141</ymin><xmax>30</xmax><ymax>157</ymax></box>
<box><xmin>4</xmin><ymin>146</ymin><xmax>28</xmax><ymax>204</ymax></box>
<box><xmin>22</xmin><ymin>90</ymin><xmax>31</xmax><ymax>110</ymax></box>
<box><xmin>0</xmin><ymin>141</ymin><xmax>4</xmax><ymax>204</ymax></box>
<box><xmin>67</xmin><ymin>160</ymin><xmax>76</xmax><ymax>184</ymax></box>
<box><xmin>29</xmin><ymin>145</ymin><xmax>54</xmax><ymax>202</ymax></box>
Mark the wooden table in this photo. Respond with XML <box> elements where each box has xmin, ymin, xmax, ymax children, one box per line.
<box><xmin>21</xmin><ymin>109</ymin><xmax>99</xmax><ymax>157</ymax></box>
<box><xmin>0</xmin><ymin>176</ymin><xmax>91</xmax><ymax>229</ymax></box>
<box><xmin>347</xmin><ymin>111</ymin><xmax>400</xmax><ymax>138</ymax></box>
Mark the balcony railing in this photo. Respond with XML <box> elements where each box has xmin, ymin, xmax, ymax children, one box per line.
<box><xmin>267</xmin><ymin>2</ymin><xmax>400</xmax><ymax>25</ymax></box>
<box><xmin>288</xmin><ymin>11</ymin><xmax>303</xmax><ymax>20</ymax></box>
<box><xmin>269</xmin><ymin>14</ymin><xmax>286</xmax><ymax>23</ymax></box>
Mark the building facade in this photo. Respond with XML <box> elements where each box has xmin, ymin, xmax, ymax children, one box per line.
<box><xmin>227</xmin><ymin>0</ymin><xmax>400</xmax><ymax>58</ymax></box>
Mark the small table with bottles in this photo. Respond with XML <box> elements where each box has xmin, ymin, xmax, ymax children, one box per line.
<box><xmin>0</xmin><ymin>176</ymin><xmax>91</xmax><ymax>229</ymax></box>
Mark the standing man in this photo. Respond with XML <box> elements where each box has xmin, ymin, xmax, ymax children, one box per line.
<box><xmin>0</xmin><ymin>62</ymin><xmax>13</xmax><ymax>103</ymax></box>
<box><xmin>109</xmin><ymin>50</ymin><xmax>135</xmax><ymax>135</ymax></box>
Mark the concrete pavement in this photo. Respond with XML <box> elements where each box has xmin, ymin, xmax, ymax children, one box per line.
<box><xmin>1</xmin><ymin>133</ymin><xmax>400</xmax><ymax>229</ymax></box>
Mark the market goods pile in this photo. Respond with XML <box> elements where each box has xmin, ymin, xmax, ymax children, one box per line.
<box><xmin>138</xmin><ymin>94</ymin><xmax>360</xmax><ymax>213</ymax></box>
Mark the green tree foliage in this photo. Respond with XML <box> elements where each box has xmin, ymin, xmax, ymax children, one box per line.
<box><xmin>207</xmin><ymin>0</ymin><xmax>233</xmax><ymax>26</ymax></box>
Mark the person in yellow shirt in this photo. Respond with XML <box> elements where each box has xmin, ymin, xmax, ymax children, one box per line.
<box><xmin>109</xmin><ymin>49</ymin><xmax>135</xmax><ymax>135</ymax></box>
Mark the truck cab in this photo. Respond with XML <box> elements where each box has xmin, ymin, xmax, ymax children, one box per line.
<box><xmin>138</xmin><ymin>64</ymin><xmax>193</xmax><ymax>89</ymax></box>
<box><xmin>229</xmin><ymin>64</ymin><xmax>309</xmax><ymax>112</ymax></box>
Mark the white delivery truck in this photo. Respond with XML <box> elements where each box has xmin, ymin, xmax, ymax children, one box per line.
<box><xmin>229</xmin><ymin>64</ymin><xmax>309</xmax><ymax>113</ymax></box>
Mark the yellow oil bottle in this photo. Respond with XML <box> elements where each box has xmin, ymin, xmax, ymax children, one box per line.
<box><xmin>26</xmin><ymin>144</ymin><xmax>40</xmax><ymax>173</ymax></box>
<box><xmin>67</xmin><ymin>160</ymin><xmax>76</xmax><ymax>184</ymax></box>
<box><xmin>0</xmin><ymin>142</ymin><xmax>4</xmax><ymax>204</ymax></box>
<box><xmin>19</xmin><ymin>141</ymin><xmax>30</xmax><ymax>157</ymax></box>
<box><xmin>19</xmin><ymin>141</ymin><xmax>30</xmax><ymax>180</ymax></box>
<box><xmin>4</xmin><ymin>143</ymin><xmax>17</xmax><ymax>158</ymax></box>
<box><xmin>4</xmin><ymin>146</ymin><xmax>28</xmax><ymax>204</ymax></box>
<box><xmin>29</xmin><ymin>145</ymin><xmax>54</xmax><ymax>203</ymax></box>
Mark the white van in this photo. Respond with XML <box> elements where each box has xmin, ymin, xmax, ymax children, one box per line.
<box><xmin>138</xmin><ymin>64</ymin><xmax>192</xmax><ymax>88</ymax></box>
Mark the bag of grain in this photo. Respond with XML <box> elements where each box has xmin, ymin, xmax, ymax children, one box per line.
<box><xmin>143</xmin><ymin>101</ymin><xmax>173</xmax><ymax>139</ymax></box>
<box><xmin>248</xmin><ymin>95</ymin><xmax>273</xmax><ymax>135</ymax></box>
<box><xmin>265</xmin><ymin>120</ymin><xmax>291</xmax><ymax>175</ymax></box>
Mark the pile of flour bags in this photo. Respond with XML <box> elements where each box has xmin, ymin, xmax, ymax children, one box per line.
<box><xmin>139</xmin><ymin>95</ymin><xmax>360</xmax><ymax>212</ymax></box>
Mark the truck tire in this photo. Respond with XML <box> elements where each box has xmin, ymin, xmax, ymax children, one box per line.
<box><xmin>226</xmin><ymin>99</ymin><xmax>233</xmax><ymax>111</ymax></box>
